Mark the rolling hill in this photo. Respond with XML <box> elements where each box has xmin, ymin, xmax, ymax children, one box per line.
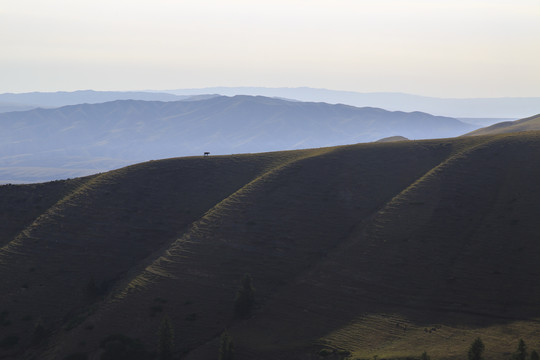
<box><xmin>0</xmin><ymin>90</ymin><xmax>196</xmax><ymax>112</ymax></box>
<box><xmin>466</xmin><ymin>113</ymin><xmax>540</xmax><ymax>136</ymax></box>
<box><xmin>0</xmin><ymin>102</ymin><xmax>37</xmax><ymax>113</ymax></box>
<box><xmin>0</xmin><ymin>95</ymin><xmax>475</xmax><ymax>184</ymax></box>
<box><xmin>375</xmin><ymin>135</ymin><xmax>409</xmax><ymax>142</ymax></box>
<box><xmin>1</xmin><ymin>131</ymin><xmax>540</xmax><ymax>359</ymax></box>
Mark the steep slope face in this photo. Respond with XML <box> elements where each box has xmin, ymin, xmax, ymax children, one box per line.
<box><xmin>0</xmin><ymin>150</ymin><xmax>310</xmax><ymax>359</ymax></box>
<box><xmin>0</xmin><ymin>95</ymin><xmax>475</xmax><ymax>183</ymax></box>
<box><xmin>226</xmin><ymin>132</ymin><xmax>540</xmax><ymax>360</ymax></box>
<box><xmin>466</xmin><ymin>113</ymin><xmax>540</xmax><ymax>136</ymax></box>
<box><xmin>3</xmin><ymin>134</ymin><xmax>540</xmax><ymax>360</ymax></box>
<box><xmin>0</xmin><ymin>178</ymin><xmax>87</xmax><ymax>247</ymax></box>
<box><xmin>47</xmin><ymin>138</ymin><xmax>481</xmax><ymax>359</ymax></box>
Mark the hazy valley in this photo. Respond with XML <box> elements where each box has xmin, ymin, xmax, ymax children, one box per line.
<box><xmin>0</xmin><ymin>95</ymin><xmax>475</xmax><ymax>184</ymax></box>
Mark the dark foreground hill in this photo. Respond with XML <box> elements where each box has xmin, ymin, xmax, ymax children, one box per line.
<box><xmin>466</xmin><ymin>113</ymin><xmax>540</xmax><ymax>136</ymax></box>
<box><xmin>2</xmin><ymin>132</ymin><xmax>540</xmax><ymax>359</ymax></box>
<box><xmin>0</xmin><ymin>95</ymin><xmax>474</xmax><ymax>183</ymax></box>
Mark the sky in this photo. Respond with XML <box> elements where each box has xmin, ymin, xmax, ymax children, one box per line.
<box><xmin>1</xmin><ymin>0</ymin><xmax>539</xmax><ymax>98</ymax></box>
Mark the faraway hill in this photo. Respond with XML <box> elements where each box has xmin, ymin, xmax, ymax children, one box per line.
<box><xmin>3</xmin><ymin>88</ymin><xmax>539</xmax><ymax>119</ymax></box>
<box><xmin>0</xmin><ymin>90</ymin><xmax>205</xmax><ymax>113</ymax></box>
<box><xmin>0</xmin><ymin>95</ymin><xmax>475</xmax><ymax>183</ymax></box>
<box><xmin>167</xmin><ymin>87</ymin><xmax>540</xmax><ymax>119</ymax></box>
<box><xmin>2</xmin><ymin>131</ymin><xmax>540</xmax><ymax>359</ymax></box>
<box><xmin>466</xmin><ymin>113</ymin><xmax>540</xmax><ymax>136</ymax></box>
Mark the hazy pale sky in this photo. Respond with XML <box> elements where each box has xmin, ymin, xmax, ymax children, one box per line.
<box><xmin>1</xmin><ymin>0</ymin><xmax>539</xmax><ymax>97</ymax></box>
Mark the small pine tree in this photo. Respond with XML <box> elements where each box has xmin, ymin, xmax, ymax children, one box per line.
<box><xmin>468</xmin><ymin>337</ymin><xmax>485</xmax><ymax>360</ymax></box>
<box><xmin>157</xmin><ymin>316</ymin><xmax>174</xmax><ymax>360</ymax></box>
<box><xmin>420</xmin><ymin>351</ymin><xmax>431</xmax><ymax>360</ymax></box>
<box><xmin>514</xmin><ymin>339</ymin><xmax>527</xmax><ymax>360</ymax></box>
<box><xmin>218</xmin><ymin>330</ymin><xmax>234</xmax><ymax>360</ymax></box>
<box><xmin>85</xmin><ymin>277</ymin><xmax>99</xmax><ymax>298</ymax></box>
<box><xmin>530</xmin><ymin>349</ymin><xmax>539</xmax><ymax>360</ymax></box>
<box><xmin>32</xmin><ymin>318</ymin><xmax>47</xmax><ymax>346</ymax></box>
<box><xmin>234</xmin><ymin>274</ymin><xmax>255</xmax><ymax>318</ymax></box>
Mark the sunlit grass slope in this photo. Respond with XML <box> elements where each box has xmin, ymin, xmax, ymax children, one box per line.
<box><xmin>1</xmin><ymin>132</ymin><xmax>540</xmax><ymax>360</ymax></box>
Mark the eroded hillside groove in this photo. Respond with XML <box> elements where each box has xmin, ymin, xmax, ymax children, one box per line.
<box><xmin>117</xmin><ymin>146</ymin><xmax>338</xmax><ymax>295</ymax></box>
<box><xmin>51</xmin><ymin>139</ymin><xmax>478</xmax><ymax>360</ymax></box>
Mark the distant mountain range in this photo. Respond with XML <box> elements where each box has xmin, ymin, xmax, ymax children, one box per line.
<box><xmin>0</xmin><ymin>95</ymin><xmax>475</xmax><ymax>183</ymax></box>
<box><xmin>0</xmin><ymin>90</ymin><xmax>216</xmax><ymax>113</ymax></box>
<box><xmin>165</xmin><ymin>86</ymin><xmax>540</xmax><ymax>118</ymax></box>
<box><xmin>2</xmin><ymin>88</ymin><xmax>539</xmax><ymax>119</ymax></box>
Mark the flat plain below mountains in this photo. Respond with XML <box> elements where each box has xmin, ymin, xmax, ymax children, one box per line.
<box><xmin>0</xmin><ymin>95</ymin><xmax>474</xmax><ymax>183</ymax></box>
<box><xmin>2</xmin><ymin>130</ymin><xmax>540</xmax><ymax>359</ymax></box>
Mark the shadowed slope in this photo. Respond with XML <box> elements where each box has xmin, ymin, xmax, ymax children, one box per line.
<box><xmin>0</xmin><ymin>178</ymin><xmax>87</xmax><ymax>247</ymax></box>
<box><xmin>226</xmin><ymin>132</ymin><xmax>540</xmax><ymax>360</ymax></box>
<box><xmin>0</xmin><ymin>150</ymin><xmax>311</xmax><ymax>359</ymax></box>
<box><xmin>2</xmin><ymin>134</ymin><xmax>540</xmax><ymax>360</ymax></box>
<box><xmin>50</xmin><ymin>138</ymin><xmax>483</xmax><ymax>359</ymax></box>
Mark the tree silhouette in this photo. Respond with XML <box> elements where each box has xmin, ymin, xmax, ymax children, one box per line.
<box><xmin>514</xmin><ymin>339</ymin><xmax>527</xmax><ymax>360</ymax></box>
<box><xmin>218</xmin><ymin>330</ymin><xmax>234</xmax><ymax>360</ymax></box>
<box><xmin>157</xmin><ymin>316</ymin><xmax>174</xmax><ymax>360</ymax></box>
<box><xmin>234</xmin><ymin>274</ymin><xmax>255</xmax><ymax>318</ymax></box>
<box><xmin>32</xmin><ymin>318</ymin><xmax>48</xmax><ymax>346</ymax></box>
<box><xmin>85</xmin><ymin>277</ymin><xmax>99</xmax><ymax>299</ymax></box>
<box><xmin>468</xmin><ymin>337</ymin><xmax>485</xmax><ymax>360</ymax></box>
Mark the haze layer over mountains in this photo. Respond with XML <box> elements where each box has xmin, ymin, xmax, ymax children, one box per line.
<box><xmin>2</xmin><ymin>87</ymin><xmax>539</xmax><ymax>119</ymax></box>
<box><xmin>165</xmin><ymin>87</ymin><xmax>540</xmax><ymax>119</ymax></box>
<box><xmin>0</xmin><ymin>95</ymin><xmax>475</xmax><ymax>184</ymax></box>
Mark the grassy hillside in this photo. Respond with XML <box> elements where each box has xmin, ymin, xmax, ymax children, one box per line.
<box><xmin>466</xmin><ymin>113</ymin><xmax>540</xmax><ymax>136</ymax></box>
<box><xmin>1</xmin><ymin>133</ymin><xmax>540</xmax><ymax>359</ymax></box>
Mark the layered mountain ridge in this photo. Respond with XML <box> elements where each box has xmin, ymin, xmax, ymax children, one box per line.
<box><xmin>0</xmin><ymin>95</ymin><xmax>474</xmax><ymax>184</ymax></box>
